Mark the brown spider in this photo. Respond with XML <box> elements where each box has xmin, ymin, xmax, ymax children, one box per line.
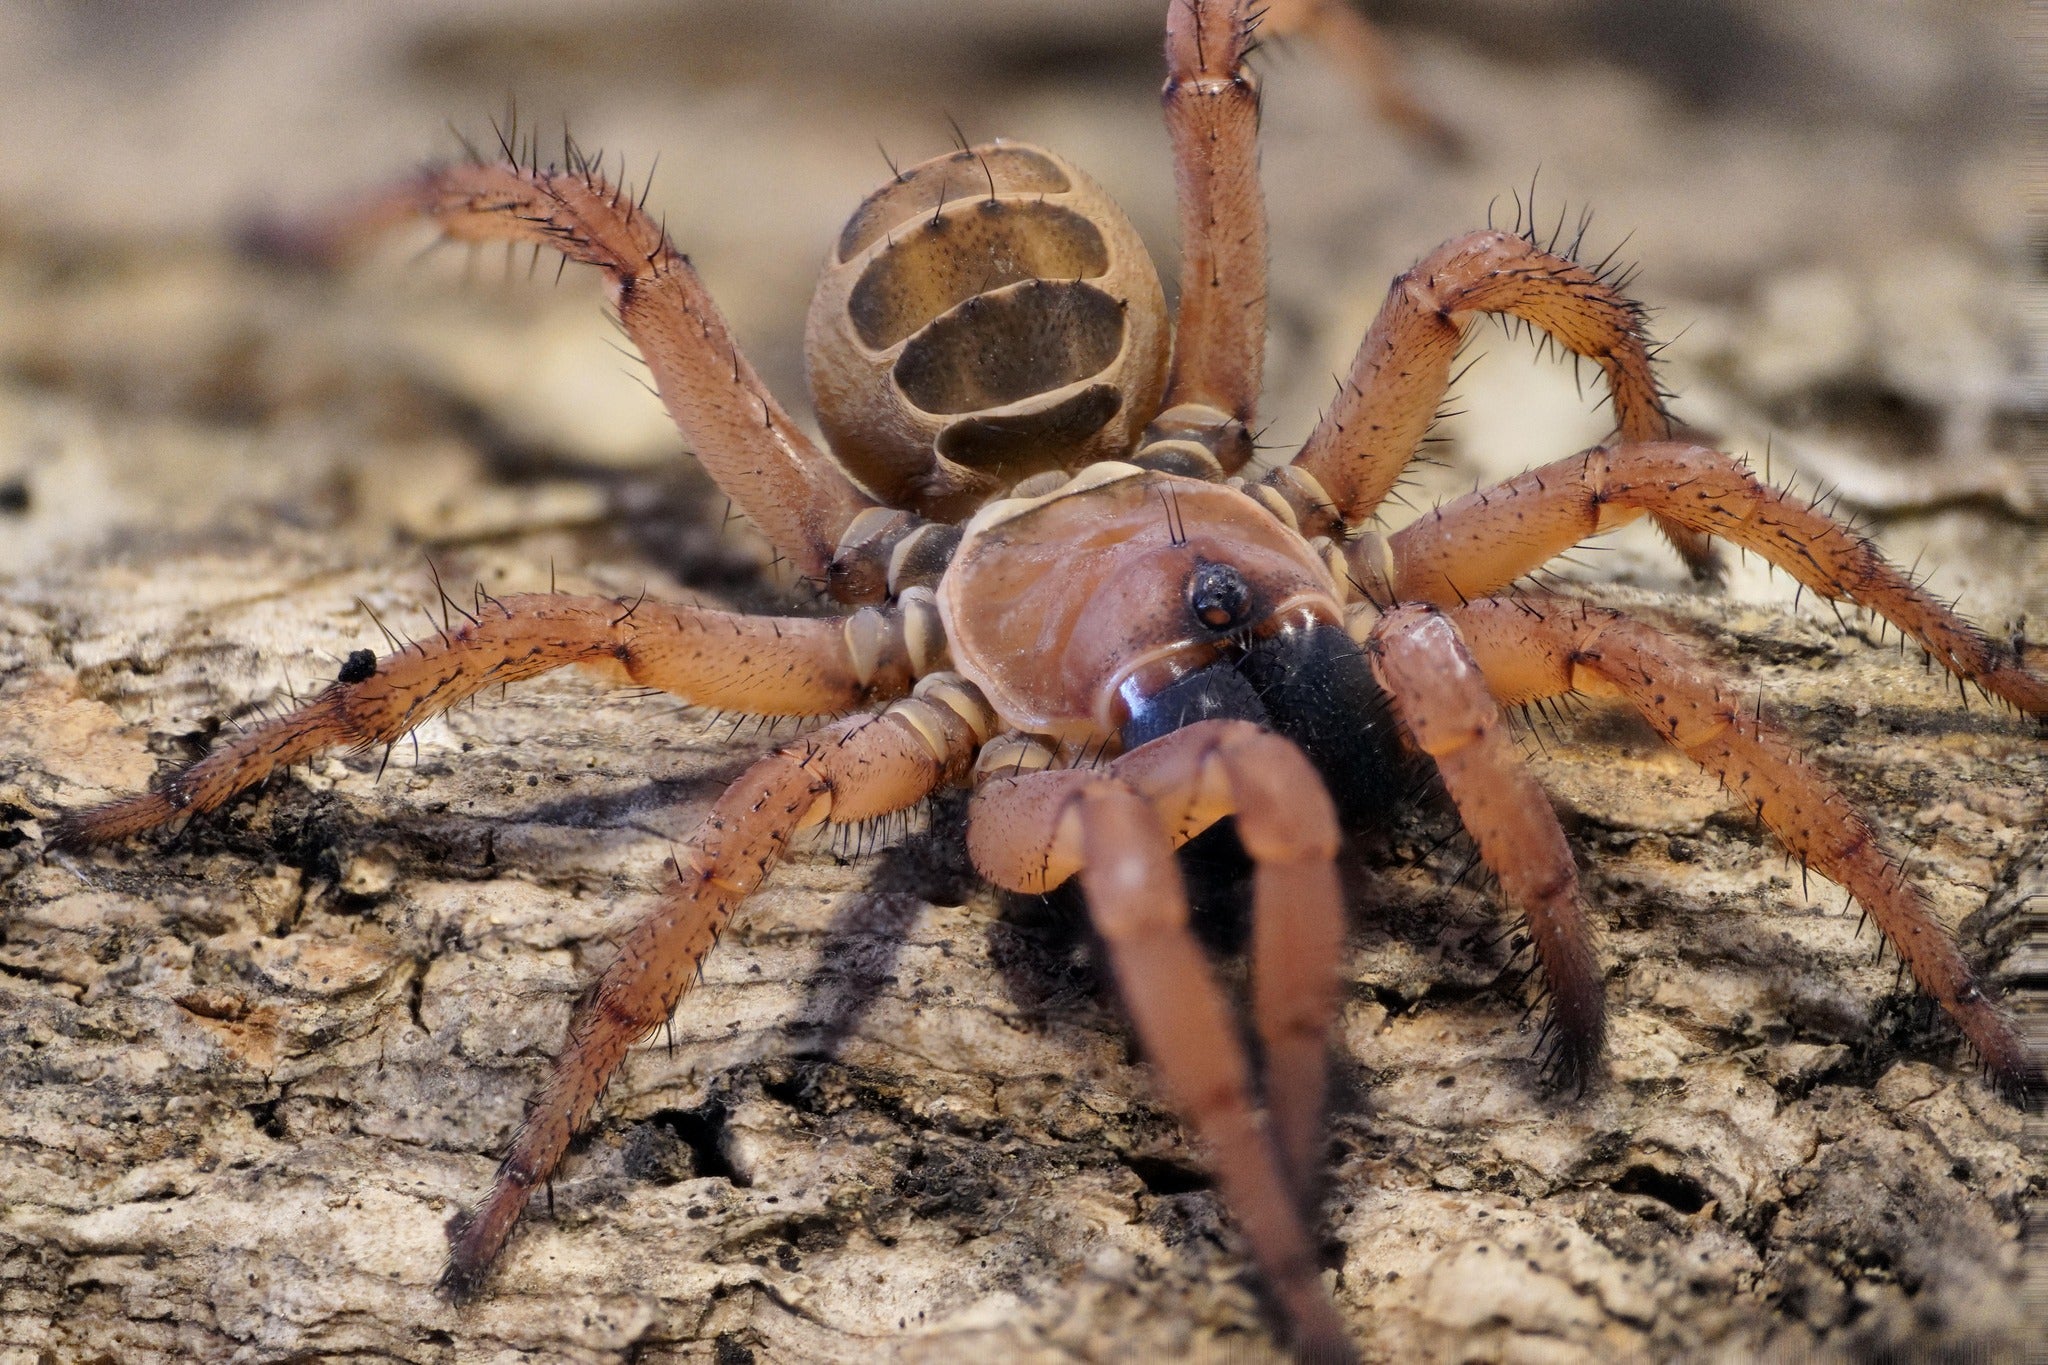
<box><xmin>52</xmin><ymin>2</ymin><xmax>2043</xmax><ymax>1360</ymax></box>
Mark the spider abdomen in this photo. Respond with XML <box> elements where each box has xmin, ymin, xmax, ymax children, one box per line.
<box><xmin>805</xmin><ymin>144</ymin><xmax>1168</xmax><ymax>520</ymax></box>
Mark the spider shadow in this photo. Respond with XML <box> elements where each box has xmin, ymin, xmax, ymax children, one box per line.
<box><xmin>514</xmin><ymin>768</ymin><xmax>1556</xmax><ymax>1119</ymax></box>
<box><xmin>775</xmin><ymin>790</ymin><xmax>985</xmax><ymax>1060</ymax></box>
<box><xmin>771</xmin><ymin>793</ymin><xmax>1267</xmax><ymax>1069</ymax></box>
<box><xmin>505</xmin><ymin>775</ymin><xmax>982</xmax><ymax>1066</ymax></box>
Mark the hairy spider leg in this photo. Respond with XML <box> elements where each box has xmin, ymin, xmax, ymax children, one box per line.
<box><xmin>1447</xmin><ymin>596</ymin><xmax>2038</xmax><ymax>1100</ymax></box>
<box><xmin>1385</xmin><ymin>442</ymin><xmax>2048</xmax><ymax>714</ymax></box>
<box><xmin>968</xmin><ymin>719</ymin><xmax>1352</xmax><ymax>1363</ymax></box>
<box><xmin>1365</xmin><ymin>604</ymin><xmax>1602</xmax><ymax>1082</ymax></box>
<box><xmin>53</xmin><ymin>593</ymin><xmax>912</xmax><ymax>848</ymax></box>
<box><xmin>1154</xmin><ymin>0</ymin><xmax>1269</xmax><ymax>473</ymax></box>
<box><xmin>287</xmin><ymin>159</ymin><xmax>879</xmax><ymax>586</ymax></box>
<box><xmin>1285</xmin><ymin>230</ymin><xmax>1716</xmax><ymax>573</ymax></box>
<box><xmin>1261</xmin><ymin>0</ymin><xmax>1461</xmax><ymax>155</ymax></box>
<box><xmin>443</xmin><ymin>698</ymin><xmax>984</xmax><ymax>1296</ymax></box>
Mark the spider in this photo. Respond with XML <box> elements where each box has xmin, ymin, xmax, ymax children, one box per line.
<box><xmin>50</xmin><ymin>2</ymin><xmax>2042</xmax><ymax>1360</ymax></box>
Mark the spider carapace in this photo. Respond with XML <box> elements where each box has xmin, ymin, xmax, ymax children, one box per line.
<box><xmin>54</xmin><ymin>2</ymin><xmax>2043</xmax><ymax>1360</ymax></box>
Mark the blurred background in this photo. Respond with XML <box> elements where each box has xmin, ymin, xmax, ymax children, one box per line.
<box><xmin>0</xmin><ymin>3</ymin><xmax>2038</xmax><ymax>1362</ymax></box>
<box><xmin>0</xmin><ymin>0</ymin><xmax>2034</xmax><ymax>610</ymax></box>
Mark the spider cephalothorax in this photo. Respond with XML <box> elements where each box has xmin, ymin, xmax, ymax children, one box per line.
<box><xmin>54</xmin><ymin>3</ymin><xmax>2043</xmax><ymax>1360</ymax></box>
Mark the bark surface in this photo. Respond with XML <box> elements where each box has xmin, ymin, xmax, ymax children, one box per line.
<box><xmin>1</xmin><ymin>2</ymin><xmax>2040</xmax><ymax>1361</ymax></box>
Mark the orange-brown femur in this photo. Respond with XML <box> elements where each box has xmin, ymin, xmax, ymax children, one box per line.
<box><xmin>806</xmin><ymin>144</ymin><xmax>1169</xmax><ymax>521</ymax></box>
<box><xmin>937</xmin><ymin>464</ymin><xmax>1343</xmax><ymax>742</ymax></box>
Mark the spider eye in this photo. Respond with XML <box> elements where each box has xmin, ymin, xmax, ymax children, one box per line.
<box><xmin>1189</xmin><ymin>562</ymin><xmax>1252</xmax><ymax>630</ymax></box>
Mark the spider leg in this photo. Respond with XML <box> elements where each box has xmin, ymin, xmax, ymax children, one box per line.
<box><xmin>969</xmin><ymin>720</ymin><xmax>1352</xmax><ymax>1362</ymax></box>
<box><xmin>1447</xmin><ymin>595</ymin><xmax>2039</xmax><ymax>1101</ymax></box>
<box><xmin>1260</xmin><ymin>0</ymin><xmax>1460</xmax><ymax>156</ymax></box>
<box><xmin>1364</xmin><ymin>604</ymin><xmax>1602</xmax><ymax>1084</ymax></box>
<box><xmin>266</xmin><ymin>160</ymin><xmax>877</xmax><ymax>587</ymax></box>
<box><xmin>443</xmin><ymin>688</ymin><xmax>987</xmax><ymax>1297</ymax></box>
<box><xmin>1280</xmin><ymin>230</ymin><xmax>1716</xmax><ymax>574</ymax></box>
<box><xmin>1381</xmin><ymin>441</ymin><xmax>2048</xmax><ymax>714</ymax></box>
<box><xmin>1109</xmin><ymin>722</ymin><xmax>1348</xmax><ymax>1199</ymax></box>
<box><xmin>1153</xmin><ymin>0</ymin><xmax>1453</xmax><ymax>478</ymax></box>
<box><xmin>53</xmin><ymin>592</ymin><xmax>925</xmax><ymax>847</ymax></box>
<box><xmin>1153</xmin><ymin>0</ymin><xmax>1268</xmax><ymax>474</ymax></box>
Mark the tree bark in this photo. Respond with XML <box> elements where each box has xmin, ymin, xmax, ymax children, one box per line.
<box><xmin>0</xmin><ymin>2</ymin><xmax>2039</xmax><ymax>1361</ymax></box>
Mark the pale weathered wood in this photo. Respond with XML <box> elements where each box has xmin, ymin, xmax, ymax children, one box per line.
<box><xmin>0</xmin><ymin>3</ymin><xmax>2039</xmax><ymax>1361</ymax></box>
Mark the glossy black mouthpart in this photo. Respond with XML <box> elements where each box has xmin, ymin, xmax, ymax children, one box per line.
<box><xmin>1118</xmin><ymin>620</ymin><xmax>1407</xmax><ymax>825</ymax></box>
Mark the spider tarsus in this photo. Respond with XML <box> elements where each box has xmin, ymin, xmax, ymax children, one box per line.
<box><xmin>45</xmin><ymin>808</ymin><xmax>120</xmax><ymax>855</ymax></box>
<box><xmin>436</xmin><ymin>1211</ymin><xmax>493</xmax><ymax>1304</ymax></box>
<box><xmin>1534</xmin><ymin>1005</ymin><xmax>1605</xmax><ymax>1097</ymax></box>
<box><xmin>1994</xmin><ymin>1058</ymin><xmax>2044</xmax><ymax>1112</ymax></box>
